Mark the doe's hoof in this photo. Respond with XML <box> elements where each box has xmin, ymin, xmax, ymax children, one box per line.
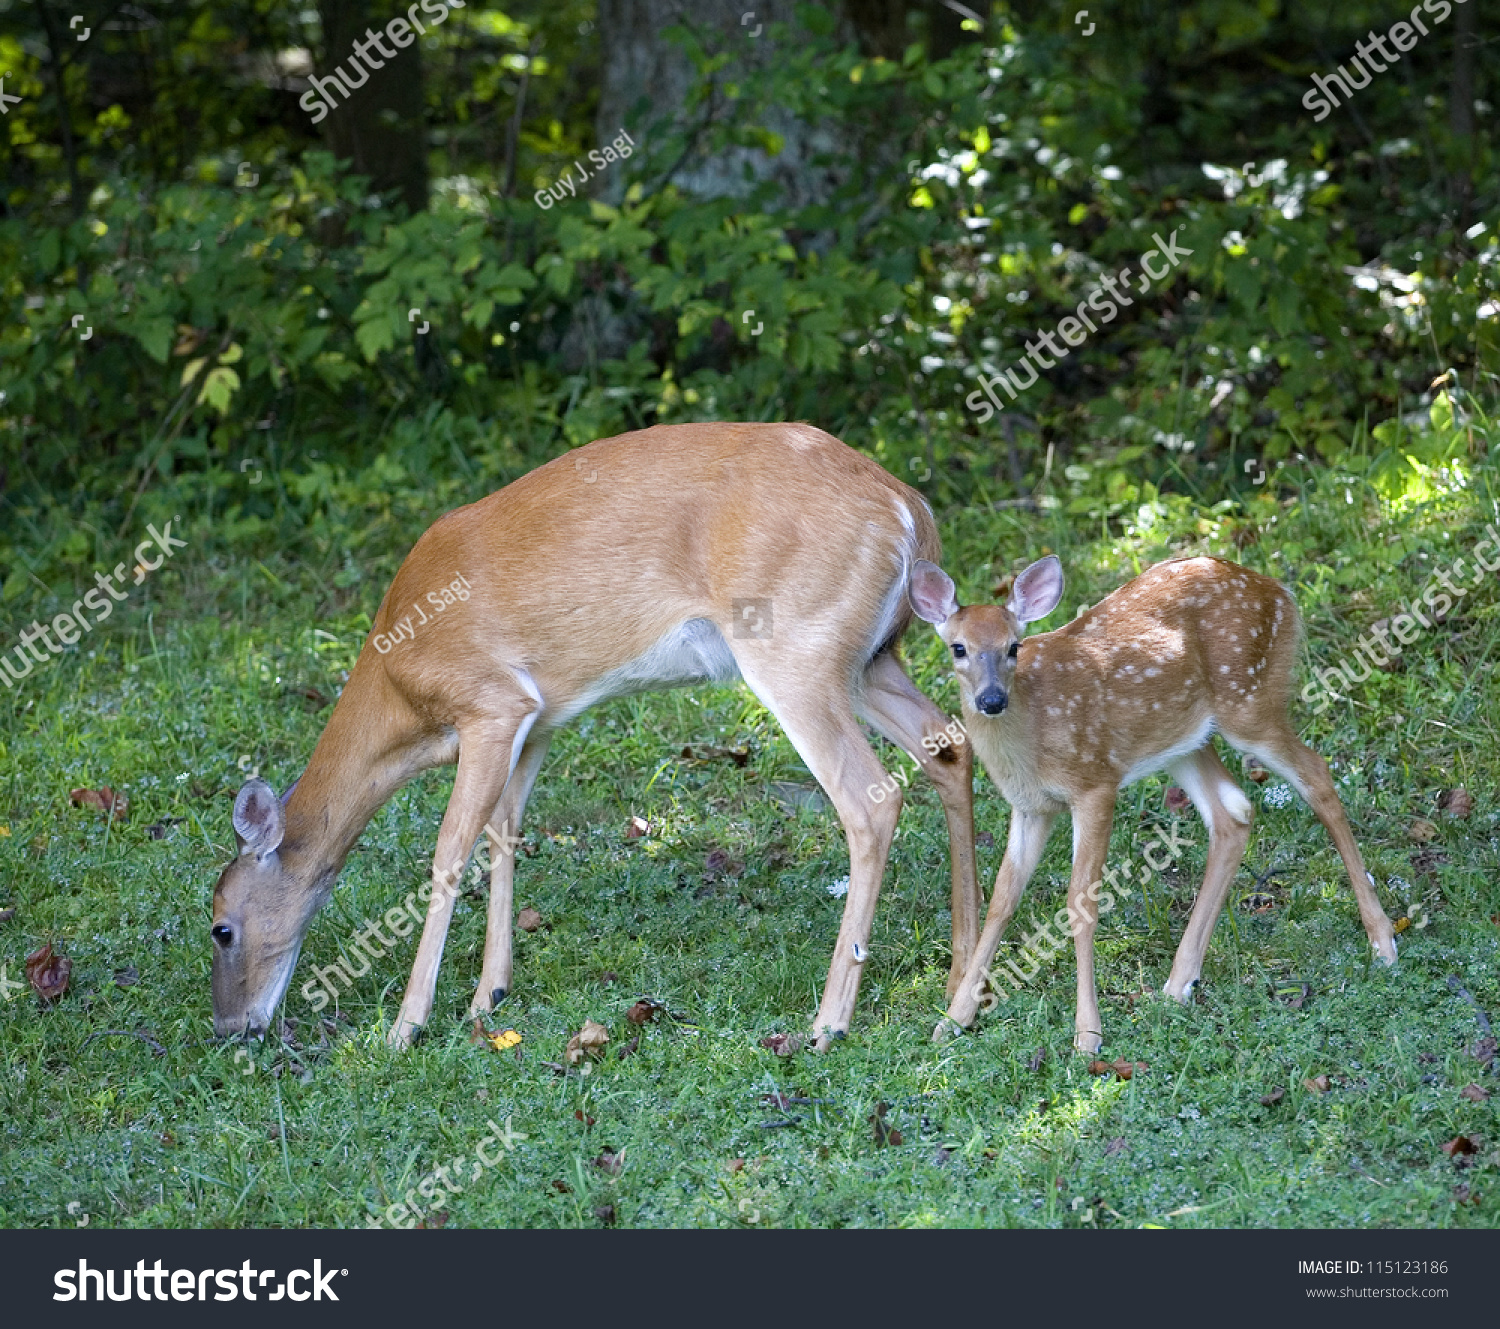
<box><xmin>931</xmin><ymin>1017</ymin><xmax>963</xmax><ymax>1044</ymax></box>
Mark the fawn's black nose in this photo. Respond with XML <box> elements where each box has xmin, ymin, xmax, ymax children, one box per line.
<box><xmin>974</xmin><ymin>689</ymin><xmax>1007</xmax><ymax>715</ymax></box>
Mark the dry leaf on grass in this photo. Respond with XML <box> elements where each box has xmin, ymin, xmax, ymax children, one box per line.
<box><xmin>759</xmin><ymin>1032</ymin><xmax>805</xmax><ymax>1056</ymax></box>
<box><xmin>25</xmin><ymin>944</ymin><xmax>70</xmax><ymax>1001</ymax></box>
<box><xmin>869</xmin><ymin>1102</ymin><xmax>903</xmax><ymax>1148</ymax></box>
<box><xmin>1260</xmin><ymin>1087</ymin><xmax>1286</xmax><ymax>1107</ymax></box>
<box><xmin>1164</xmin><ymin>786</ymin><xmax>1191</xmax><ymax>813</ymax></box>
<box><xmin>1407</xmin><ymin>818</ymin><xmax>1438</xmax><ymax>843</ymax></box>
<box><xmin>69</xmin><ymin>786</ymin><xmax>129</xmax><ymax>821</ymax></box>
<box><xmin>0</xmin><ymin>907</ymin><xmax>15</xmax><ymax>924</ymax></box>
<box><xmin>592</xmin><ymin>1148</ymin><xmax>623</xmax><ymax>1175</ymax></box>
<box><xmin>1441</xmin><ymin>1135</ymin><xmax>1477</xmax><ymax>1158</ymax></box>
<box><xmin>626</xmin><ymin>999</ymin><xmax>662</xmax><ymax>1025</ymax></box>
<box><xmin>1469</xmin><ymin>1036</ymin><xmax>1497</xmax><ymax>1068</ymax></box>
<box><xmin>564</xmin><ymin>1019</ymin><xmax>609</xmax><ymax>1066</ymax></box>
<box><xmin>726</xmin><ymin>1158</ymin><xmax>746</xmax><ymax>1174</ymax></box>
<box><xmin>616</xmin><ymin>1037</ymin><xmax>639</xmax><ymax>1060</ymax></box>
<box><xmin>1459</xmin><ymin>1084</ymin><xmax>1490</xmax><ymax>1103</ymax></box>
<box><xmin>1438</xmin><ymin>788</ymin><xmax>1473</xmax><ymax>819</ymax></box>
<box><xmin>1303</xmin><ymin>1074</ymin><xmax>1332</xmax><ymax>1094</ymax></box>
<box><xmin>625</xmin><ymin>815</ymin><xmax>649</xmax><ymax>839</ymax></box>
<box><xmin>1104</xmin><ymin>1137</ymin><xmax>1128</xmax><ymax>1156</ymax></box>
<box><xmin>516</xmin><ymin>907</ymin><xmax>544</xmax><ymax>932</ymax></box>
<box><xmin>1088</xmin><ymin>1059</ymin><xmax>1147</xmax><ymax>1081</ymax></box>
<box><xmin>594</xmin><ymin>1204</ymin><xmax>617</xmax><ymax>1225</ymax></box>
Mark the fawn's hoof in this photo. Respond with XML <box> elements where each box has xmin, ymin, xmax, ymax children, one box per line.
<box><xmin>931</xmin><ymin>1017</ymin><xmax>963</xmax><ymax>1044</ymax></box>
<box><xmin>1073</xmin><ymin>1030</ymin><xmax>1103</xmax><ymax>1055</ymax></box>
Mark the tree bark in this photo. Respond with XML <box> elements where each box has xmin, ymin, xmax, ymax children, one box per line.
<box><xmin>315</xmin><ymin>0</ymin><xmax>428</xmax><ymax>213</ymax></box>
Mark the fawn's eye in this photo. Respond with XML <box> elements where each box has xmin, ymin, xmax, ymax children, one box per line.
<box><xmin>211</xmin><ymin>924</ymin><xmax>233</xmax><ymax>949</ymax></box>
<box><xmin>1007</xmin><ymin>641</ymin><xmax>1020</xmax><ymax>659</ymax></box>
<box><xmin>951</xmin><ymin>643</ymin><xmax>967</xmax><ymax>659</ymax></box>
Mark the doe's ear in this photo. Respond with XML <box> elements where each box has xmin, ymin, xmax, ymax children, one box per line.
<box><xmin>909</xmin><ymin>560</ymin><xmax>960</xmax><ymax>626</ymax></box>
<box><xmin>1008</xmin><ymin>555</ymin><xmax>1064</xmax><ymax>626</ymax></box>
<box><xmin>233</xmin><ymin>778</ymin><xmax>285</xmax><ymax>858</ymax></box>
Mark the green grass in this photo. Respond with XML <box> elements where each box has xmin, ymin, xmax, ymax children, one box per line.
<box><xmin>1</xmin><ymin>449</ymin><xmax>1498</xmax><ymax>1230</ymax></box>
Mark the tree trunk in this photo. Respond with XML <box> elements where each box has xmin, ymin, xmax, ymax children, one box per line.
<box><xmin>314</xmin><ymin>0</ymin><xmax>428</xmax><ymax>213</ymax></box>
<box><xmin>1447</xmin><ymin>0</ymin><xmax>1476</xmax><ymax>223</ymax></box>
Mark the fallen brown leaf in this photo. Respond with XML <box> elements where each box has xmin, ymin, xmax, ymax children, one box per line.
<box><xmin>69</xmin><ymin>786</ymin><xmax>129</xmax><ymax>821</ymax></box>
<box><xmin>726</xmin><ymin>1158</ymin><xmax>746</xmax><ymax>1174</ymax></box>
<box><xmin>616</xmin><ymin>1036</ymin><xmax>639</xmax><ymax>1060</ymax></box>
<box><xmin>1452</xmin><ymin>1182</ymin><xmax>1479</xmax><ymax>1205</ymax></box>
<box><xmin>1245</xmin><ymin>761</ymin><xmax>1269</xmax><ymax>784</ymax></box>
<box><xmin>593</xmin><ymin>1148</ymin><xmax>623</xmax><ymax>1175</ymax></box>
<box><xmin>594</xmin><ymin>1204</ymin><xmax>617</xmax><ymax>1225</ymax></box>
<box><xmin>1469</xmin><ymin>1036</ymin><xmax>1497</xmax><ymax>1068</ymax></box>
<box><xmin>114</xmin><ymin>965</ymin><xmax>138</xmax><ymax>988</ymax></box>
<box><xmin>516</xmin><ymin>907</ymin><xmax>544</xmax><ymax>932</ymax></box>
<box><xmin>759</xmin><ymin>1032</ymin><xmax>805</xmax><ymax>1056</ymax></box>
<box><xmin>551</xmin><ymin>1179</ymin><xmax>572</xmax><ymax>1194</ymax></box>
<box><xmin>1164</xmin><ymin>786</ymin><xmax>1191</xmax><ymax>813</ymax></box>
<box><xmin>1303</xmin><ymin>1074</ymin><xmax>1332</xmax><ymax>1094</ymax></box>
<box><xmin>975</xmin><ymin>831</ymin><xmax>994</xmax><ymax>849</ymax></box>
<box><xmin>625</xmin><ymin>815</ymin><xmax>649</xmax><ymax>839</ymax></box>
<box><xmin>870</xmin><ymin>1102</ymin><xmax>903</xmax><ymax>1148</ymax></box>
<box><xmin>626</xmin><ymin>999</ymin><xmax>661</xmax><ymax>1025</ymax></box>
<box><xmin>1440</xmin><ymin>1135</ymin><xmax>1477</xmax><ymax>1158</ymax></box>
<box><xmin>25</xmin><ymin>943</ymin><xmax>70</xmax><ymax>1001</ymax></box>
<box><xmin>574</xmin><ymin>1109</ymin><xmax>596</xmax><ymax>1127</ymax></box>
<box><xmin>0</xmin><ymin>908</ymin><xmax>14</xmax><ymax>924</ymax></box>
<box><xmin>1460</xmin><ymin>1083</ymin><xmax>1490</xmax><ymax>1103</ymax></box>
<box><xmin>1407</xmin><ymin>818</ymin><xmax>1438</xmax><ymax>843</ymax></box>
<box><xmin>1104</xmin><ymin>1136</ymin><xmax>1128</xmax><ymax>1156</ymax></box>
<box><xmin>564</xmin><ymin>1019</ymin><xmax>609</xmax><ymax>1066</ymax></box>
<box><xmin>1437</xmin><ymin>788</ymin><xmax>1473</xmax><ymax>819</ymax></box>
<box><xmin>1260</xmin><ymin>1086</ymin><xmax>1286</xmax><ymax>1107</ymax></box>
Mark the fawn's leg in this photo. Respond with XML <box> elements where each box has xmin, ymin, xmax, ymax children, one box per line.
<box><xmin>1236</xmin><ymin>730</ymin><xmax>1397</xmax><ymax>963</ymax></box>
<box><xmin>937</xmin><ymin>806</ymin><xmax>1056</xmax><ymax>1037</ymax></box>
<box><xmin>856</xmin><ymin>651</ymin><xmax>980</xmax><ymax>998</ymax></box>
<box><xmin>1066</xmin><ymin>788</ymin><xmax>1117</xmax><ymax>1054</ymax></box>
<box><xmin>1162</xmin><ymin>746</ymin><xmax>1252</xmax><ymax>1000</ymax></box>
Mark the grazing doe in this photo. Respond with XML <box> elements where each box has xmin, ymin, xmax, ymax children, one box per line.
<box><xmin>210</xmin><ymin>424</ymin><xmax>979</xmax><ymax>1050</ymax></box>
<box><xmin>909</xmin><ymin>553</ymin><xmax>1397</xmax><ymax>1052</ymax></box>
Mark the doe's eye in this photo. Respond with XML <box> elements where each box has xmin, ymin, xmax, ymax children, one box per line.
<box><xmin>1007</xmin><ymin>641</ymin><xmax>1020</xmax><ymax>659</ymax></box>
<box><xmin>211</xmin><ymin>924</ymin><xmax>233</xmax><ymax>949</ymax></box>
<box><xmin>951</xmin><ymin>643</ymin><xmax>967</xmax><ymax>659</ymax></box>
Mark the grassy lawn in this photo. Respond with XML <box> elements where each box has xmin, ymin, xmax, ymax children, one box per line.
<box><xmin>2</xmin><ymin>442</ymin><xmax>1497</xmax><ymax>1230</ymax></box>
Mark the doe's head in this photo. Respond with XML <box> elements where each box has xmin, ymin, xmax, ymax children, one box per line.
<box><xmin>909</xmin><ymin>555</ymin><xmax>1064</xmax><ymax>716</ymax></box>
<box><xmin>210</xmin><ymin>778</ymin><xmax>311</xmax><ymax>1038</ymax></box>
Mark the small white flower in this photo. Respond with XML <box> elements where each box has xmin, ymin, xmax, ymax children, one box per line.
<box><xmin>827</xmin><ymin>876</ymin><xmax>850</xmax><ymax>898</ymax></box>
<box><xmin>1263</xmin><ymin>783</ymin><xmax>1294</xmax><ymax>809</ymax></box>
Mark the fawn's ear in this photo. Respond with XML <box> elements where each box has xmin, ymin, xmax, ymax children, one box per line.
<box><xmin>910</xmin><ymin>560</ymin><xmax>960</xmax><ymax>626</ymax></box>
<box><xmin>233</xmin><ymin>779</ymin><xmax>285</xmax><ymax>858</ymax></box>
<box><xmin>1008</xmin><ymin>555</ymin><xmax>1064</xmax><ymax>626</ymax></box>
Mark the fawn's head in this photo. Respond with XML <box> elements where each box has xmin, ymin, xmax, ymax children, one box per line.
<box><xmin>910</xmin><ymin>555</ymin><xmax>1064</xmax><ymax>716</ymax></box>
<box><xmin>211</xmin><ymin>778</ymin><xmax>314</xmax><ymax>1037</ymax></box>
